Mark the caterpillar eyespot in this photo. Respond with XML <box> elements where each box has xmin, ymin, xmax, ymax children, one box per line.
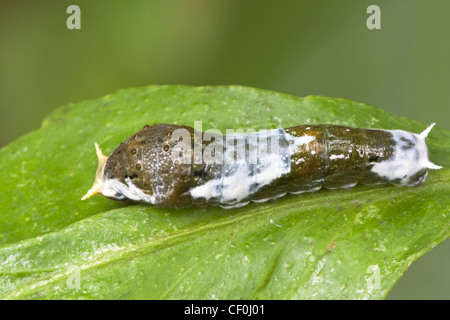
<box><xmin>81</xmin><ymin>123</ymin><xmax>442</xmax><ymax>209</ymax></box>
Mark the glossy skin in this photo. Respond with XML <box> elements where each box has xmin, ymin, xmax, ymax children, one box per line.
<box><xmin>284</xmin><ymin>125</ymin><xmax>396</xmax><ymax>190</ymax></box>
<box><xmin>104</xmin><ymin>124</ymin><xmax>194</xmax><ymax>207</ymax></box>
<box><xmin>84</xmin><ymin>123</ymin><xmax>439</xmax><ymax>208</ymax></box>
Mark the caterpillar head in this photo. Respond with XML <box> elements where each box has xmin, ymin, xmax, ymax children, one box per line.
<box><xmin>81</xmin><ymin>124</ymin><xmax>193</xmax><ymax>207</ymax></box>
<box><xmin>81</xmin><ymin>135</ymin><xmax>159</xmax><ymax>204</ymax></box>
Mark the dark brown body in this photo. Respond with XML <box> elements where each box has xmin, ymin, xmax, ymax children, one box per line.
<box><xmin>284</xmin><ymin>125</ymin><xmax>396</xmax><ymax>189</ymax></box>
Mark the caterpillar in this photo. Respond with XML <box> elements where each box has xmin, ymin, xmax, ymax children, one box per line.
<box><xmin>82</xmin><ymin>123</ymin><xmax>442</xmax><ymax>209</ymax></box>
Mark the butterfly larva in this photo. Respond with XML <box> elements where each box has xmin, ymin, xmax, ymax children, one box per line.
<box><xmin>82</xmin><ymin>123</ymin><xmax>442</xmax><ymax>208</ymax></box>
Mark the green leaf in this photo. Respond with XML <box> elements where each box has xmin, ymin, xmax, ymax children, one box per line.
<box><xmin>0</xmin><ymin>85</ymin><xmax>448</xmax><ymax>299</ymax></box>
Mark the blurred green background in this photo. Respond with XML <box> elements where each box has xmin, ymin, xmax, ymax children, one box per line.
<box><xmin>0</xmin><ymin>0</ymin><xmax>448</xmax><ymax>299</ymax></box>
